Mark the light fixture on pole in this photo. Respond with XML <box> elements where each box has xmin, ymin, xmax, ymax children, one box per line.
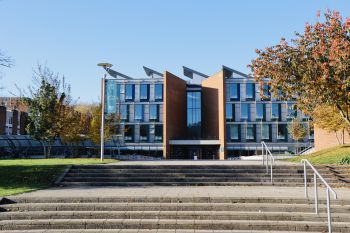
<box><xmin>97</xmin><ymin>62</ymin><xmax>113</xmax><ymax>161</ymax></box>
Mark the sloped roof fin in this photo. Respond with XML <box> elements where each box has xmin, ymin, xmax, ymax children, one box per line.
<box><xmin>104</xmin><ymin>67</ymin><xmax>133</xmax><ymax>80</ymax></box>
<box><xmin>222</xmin><ymin>65</ymin><xmax>252</xmax><ymax>78</ymax></box>
<box><xmin>183</xmin><ymin>66</ymin><xmax>209</xmax><ymax>79</ymax></box>
<box><xmin>143</xmin><ymin>66</ymin><xmax>163</xmax><ymax>78</ymax></box>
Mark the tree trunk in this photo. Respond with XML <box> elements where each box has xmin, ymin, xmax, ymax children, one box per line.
<box><xmin>43</xmin><ymin>145</ymin><xmax>47</xmax><ymax>158</ymax></box>
<box><xmin>335</xmin><ymin>131</ymin><xmax>341</xmax><ymax>145</ymax></box>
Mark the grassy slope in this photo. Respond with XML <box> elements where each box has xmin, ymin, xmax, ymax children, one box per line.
<box><xmin>0</xmin><ymin>158</ymin><xmax>117</xmax><ymax>196</ymax></box>
<box><xmin>287</xmin><ymin>145</ymin><xmax>350</xmax><ymax>164</ymax></box>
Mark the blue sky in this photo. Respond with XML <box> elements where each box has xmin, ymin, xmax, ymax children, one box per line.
<box><xmin>1</xmin><ymin>0</ymin><xmax>350</xmax><ymax>103</ymax></box>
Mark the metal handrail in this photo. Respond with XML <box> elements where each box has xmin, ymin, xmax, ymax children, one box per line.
<box><xmin>301</xmin><ymin>159</ymin><xmax>337</xmax><ymax>233</ymax></box>
<box><xmin>261</xmin><ymin>141</ymin><xmax>275</xmax><ymax>183</ymax></box>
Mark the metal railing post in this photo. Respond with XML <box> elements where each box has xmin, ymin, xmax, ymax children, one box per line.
<box><xmin>326</xmin><ymin>188</ymin><xmax>332</xmax><ymax>233</ymax></box>
<box><xmin>314</xmin><ymin>173</ymin><xmax>318</xmax><ymax>214</ymax></box>
<box><xmin>303</xmin><ymin>161</ymin><xmax>308</xmax><ymax>198</ymax></box>
<box><xmin>270</xmin><ymin>160</ymin><xmax>273</xmax><ymax>183</ymax></box>
<box><xmin>262</xmin><ymin>143</ymin><xmax>265</xmax><ymax>165</ymax></box>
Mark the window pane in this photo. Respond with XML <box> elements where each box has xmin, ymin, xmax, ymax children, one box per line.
<box><xmin>230</xmin><ymin>83</ymin><xmax>240</xmax><ymax>100</ymax></box>
<box><xmin>230</xmin><ymin>124</ymin><xmax>240</xmax><ymax>141</ymax></box>
<box><xmin>124</xmin><ymin>125</ymin><xmax>134</xmax><ymax>142</ymax></box>
<box><xmin>246</xmin><ymin>124</ymin><xmax>255</xmax><ymax>140</ymax></box>
<box><xmin>226</xmin><ymin>103</ymin><xmax>233</xmax><ymax>121</ymax></box>
<box><xmin>134</xmin><ymin>104</ymin><xmax>143</xmax><ymax>121</ymax></box>
<box><xmin>119</xmin><ymin>105</ymin><xmax>129</xmax><ymax>120</ymax></box>
<box><xmin>140</xmin><ymin>125</ymin><xmax>149</xmax><ymax>142</ymax></box>
<box><xmin>277</xmin><ymin>124</ymin><xmax>287</xmax><ymax>141</ymax></box>
<box><xmin>125</xmin><ymin>84</ymin><xmax>134</xmax><ymax>101</ymax></box>
<box><xmin>261</xmin><ymin>124</ymin><xmax>270</xmax><ymax>140</ymax></box>
<box><xmin>241</xmin><ymin>103</ymin><xmax>250</xmax><ymax>121</ymax></box>
<box><xmin>287</xmin><ymin>103</ymin><xmax>297</xmax><ymax>119</ymax></box>
<box><xmin>150</xmin><ymin>104</ymin><xmax>159</xmax><ymax>121</ymax></box>
<box><xmin>271</xmin><ymin>103</ymin><xmax>281</xmax><ymax>120</ymax></box>
<box><xmin>246</xmin><ymin>83</ymin><xmax>255</xmax><ymax>100</ymax></box>
<box><xmin>140</xmin><ymin>84</ymin><xmax>149</xmax><ymax>101</ymax></box>
<box><xmin>155</xmin><ymin>84</ymin><xmax>163</xmax><ymax>101</ymax></box>
<box><xmin>155</xmin><ymin>125</ymin><xmax>163</xmax><ymax>142</ymax></box>
<box><xmin>262</xmin><ymin>83</ymin><xmax>270</xmax><ymax>100</ymax></box>
<box><xmin>256</xmin><ymin>103</ymin><xmax>265</xmax><ymax>120</ymax></box>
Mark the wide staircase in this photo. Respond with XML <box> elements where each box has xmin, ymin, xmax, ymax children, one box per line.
<box><xmin>59</xmin><ymin>164</ymin><xmax>350</xmax><ymax>187</ymax></box>
<box><xmin>1</xmin><ymin>196</ymin><xmax>350</xmax><ymax>232</ymax></box>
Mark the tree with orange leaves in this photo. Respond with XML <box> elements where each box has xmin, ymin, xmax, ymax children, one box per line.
<box><xmin>249</xmin><ymin>10</ymin><xmax>350</xmax><ymax>127</ymax></box>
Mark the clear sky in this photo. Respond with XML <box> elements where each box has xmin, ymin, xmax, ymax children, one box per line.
<box><xmin>1</xmin><ymin>0</ymin><xmax>350</xmax><ymax>103</ymax></box>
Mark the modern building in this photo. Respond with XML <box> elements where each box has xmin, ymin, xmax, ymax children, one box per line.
<box><xmin>103</xmin><ymin>66</ymin><xmax>314</xmax><ymax>160</ymax></box>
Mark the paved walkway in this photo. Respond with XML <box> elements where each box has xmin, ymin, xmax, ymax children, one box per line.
<box><xmin>10</xmin><ymin>185</ymin><xmax>350</xmax><ymax>200</ymax></box>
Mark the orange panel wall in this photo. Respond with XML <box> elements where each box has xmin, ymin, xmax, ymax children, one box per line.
<box><xmin>201</xmin><ymin>71</ymin><xmax>226</xmax><ymax>160</ymax></box>
<box><xmin>163</xmin><ymin>71</ymin><xmax>187</xmax><ymax>159</ymax></box>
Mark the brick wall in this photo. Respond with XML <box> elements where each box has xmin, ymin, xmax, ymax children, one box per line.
<box><xmin>20</xmin><ymin>111</ymin><xmax>28</xmax><ymax>135</ymax></box>
<box><xmin>314</xmin><ymin>127</ymin><xmax>350</xmax><ymax>151</ymax></box>
<box><xmin>12</xmin><ymin>109</ymin><xmax>18</xmax><ymax>135</ymax></box>
<box><xmin>0</xmin><ymin>106</ymin><xmax>6</xmax><ymax>134</ymax></box>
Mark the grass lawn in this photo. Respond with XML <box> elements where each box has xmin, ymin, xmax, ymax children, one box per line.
<box><xmin>287</xmin><ymin>145</ymin><xmax>350</xmax><ymax>165</ymax></box>
<box><xmin>0</xmin><ymin>158</ymin><xmax>117</xmax><ymax>197</ymax></box>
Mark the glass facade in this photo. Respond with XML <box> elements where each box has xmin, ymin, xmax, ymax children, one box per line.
<box><xmin>261</xmin><ymin>124</ymin><xmax>271</xmax><ymax>141</ymax></box>
<box><xmin>124</xmin><ymin>125</ymin><xmax>134</xmax><ymax>142</ymax></box>
<box><xmin>155</xmin><ymin>84</ymin><xmax>163</xmax><ymax>101</ymax></box>
<box><xmin>187</xmin><ymin>91</ymin><xmax>201</xmax><ymax>139</ymax></box>
<box><xmin>140</xmin><ymin>84</ymin><xmax>149</xmax><ymax>101</ymax></box>
<box><xmin>246</xmin><ymin>124</ymin><xmax>256</xmax><ymax>141</ymax></box>
<box><xmin>256</xmin><ymin>103</ymin><xmax>265</xmax><ymax>121</ymax></box>
<box><xmin>241</xmin><ymin>103</ymin><xmax>250</xmax><ymax>121</ymax></box>
<box><xmin>125</xmin><ymin>84</ymin><xmax>134</xmax><ymax>101</ymax></box>
<box><xmin>149</xmin><ymin>104</ymin><xmax>159</xmax><ymax>122</ymax></box>
<box><xmin>229</xmin><ymin>83</ymin><xmax>240</xmax><ymax>101</ymax></box>
<box><xmin>226</xmin><ymin>103</ymin><xmax>235</xmax><ymax>122</ymax></box>
<box><xmin>287</xmin><ymin>103</ymin><xmax>297</xmax><ymax>119</ymax></box>
<box><xmin>245</xmin><ymin>83</ymin><xmax>255</xmax><ymax>100</ymax></box>
<box><xmin>227</xmin><ymin>124</ymin><xmax>240</xmax><ymax>142</ymax></box>
<box><xmin>134</xmin><ymin>104</ymin><xmax>144</xmax><ymax>121</ymax></box>
<box><xmin>277</xmin><ymin>124</ymin><xmax>288</xmax><ymax>141</ymax></box>
<box><xmin>140</xmin><ymin>125</ymin><xmax>149</xmax><ymax>142</ymax></box>
<box><xmin>155</xmin><ymin>125</ymin><xmax>163</xmax><ymax>142</ymax></box>
<box><xmin>262</xmin><ymin>83</ymin><xmax>270</xmax><ymax>100</ymax></box>
<box><xmin>271</xmin><ymin>103</ymin><xmax>281</xmax><ymax>121</ymax></box>
<box><xmin>119</xmin><ymin>104</ymin><xmax>129</xmax><ymax>121</ymax></box>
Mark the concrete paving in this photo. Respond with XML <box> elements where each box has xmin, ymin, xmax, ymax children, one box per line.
<box><xmin>10</xmin><ymin>185</ymin><xmax>350</xmax><ymax>200</ymax></box>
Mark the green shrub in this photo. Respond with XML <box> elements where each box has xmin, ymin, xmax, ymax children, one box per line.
<box><xmin>340</xmin><ymin>156</ymin><xmax>350</xmax><ymax>165</ymax></box>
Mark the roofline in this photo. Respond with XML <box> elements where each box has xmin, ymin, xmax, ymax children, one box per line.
<box><xmin>143</xmin><ymin>66</ymin><xmax>163</xmax><ymax>77</ymax></box>
<box><xmin>183</xmin><ymin>66</ymin><xmax>209</xmax><ymax>79</ymax></box>
<box><xmin>104</xmin><ymin>67</ymin><xmax>134</xmax><ymax>80</ymax></box>
<box><xmin>222</xmin><ymin>65</ymin><xmax>253</xmax><ymax>79</ymax></box>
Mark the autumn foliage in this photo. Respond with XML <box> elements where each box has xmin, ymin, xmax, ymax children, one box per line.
<box><xmin>249</xmin><ymin>10</ymin><xmax>350</xmax><ymax>128</ymax></box>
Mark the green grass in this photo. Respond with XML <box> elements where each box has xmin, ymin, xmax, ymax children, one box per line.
<box><xmin>0</xmin><ymin>158</ymin><xmax>117</xmax><ymax>197</ymax></box>
<box><xmin>287</xmin><ymin>145</ymin><xmax>350</xmax><ymax>165</ymax></box>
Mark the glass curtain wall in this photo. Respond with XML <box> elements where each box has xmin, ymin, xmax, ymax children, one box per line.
<box><xmin>187</xmin><ymin>91</ymin><xmax>202</xmax><ymax>139</ymax></box>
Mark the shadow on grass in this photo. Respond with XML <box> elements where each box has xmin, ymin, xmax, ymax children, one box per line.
<box><xmin>0</xmin><ymin>164</ymin><xmax>67</xmax><ymax>196</ymax></box>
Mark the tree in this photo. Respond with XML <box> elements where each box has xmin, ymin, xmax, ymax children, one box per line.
<box><xmin>88</xmin><ymin>104</ymin><xmax>120</xmax><ymax>154</ymax></box>
<box><xmin>288</xmin><ymin>120</ymin><xmax>308</xmax><ymax>154</ymax></box>
<box><xmin>312</xmin><ymin>105</ymin><xmax>348</xmax><ymax>144</ymax></box>
<box><xmin>249</xmin><ymin>10</ymin><xmax>350</xmax><ymax>127</ymax></box>
<box><xmin>24</xmin><ymin>65</ymin><xmax>71</xmax><ymax>158</ymax></box>
<box><xmin>0</xmin><ymin>50</ymin><xmax>13</xmax><ymax>68</ymax></box>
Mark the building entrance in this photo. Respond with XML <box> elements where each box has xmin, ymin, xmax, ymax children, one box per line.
<box><xmin>170</xmin><ymin>145</ymin><xmax>219</xmax><ymax>160</ymax></box>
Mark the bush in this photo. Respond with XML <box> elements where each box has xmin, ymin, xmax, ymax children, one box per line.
<box><xmin>340</xmin><ymin>156</ymin><xmax>350</xmax><ymax>165</ymax></box>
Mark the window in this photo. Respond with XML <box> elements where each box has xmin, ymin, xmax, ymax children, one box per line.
<box><xmin>125</xmin><ymin>84</ymin><xmax>134</xmax><ymax>101</ymax></box>
<box><xmin>119</xmin><ymin>104</ymin><xmax>129</xmax><ymax>121</ymax></box>
<box><xmin>155</xmin><ymin>125</ymin><xmax>163</xmax><ymax>142</ymax></box>
<box><xmin>277</xmin><ymin>124</ymin><xmax>288</xmax><ymax>141</ymax></box>
<box><xmin>287</xmin><ymin>103</ymin><xmax>297</xmax><ymax>119</ymax></box>
<box><xmin>187</xmin><ymin>91</ymin><xmax>201</xmax><ymax>139</ymax></box>
<box><xmin>246</xmin><ymin>83</ymin><xmax>255</xmax><ymax>100</ymax></box>
<box><xmin>155</xmin><ymin>84</ymin><xmax>163</xmax><ymax>101</ymax></box>
<box><xmin>229</xmin><ymin>83</ymin><xmax>240</xmax><ymax>101</ymax></box>
<box><xmin>139</xmin><ymin>125</ymin><xmax>149</xmax><ymax>142</ymax></box>
<box><xmin>134</xmin><ymin>104</ymin><xmax>144</xmax><ymax>121</ymax></box>
<box><xmin>140</xmin><ymin>84</ymin><xmax>149</xmax><ymax>101</ymax></box>
<box><xmin>271</xmin><ymin>103</ymin><xmax>281</xmax><ymax>121</ymax></box>
<box><xmin>261</xmin><ymin>124</ymin><xmax>271</xmax><ymax>141</ymax></box>
<box><xmin>309</xmin><ymin>125</ymin><xmax>314</xmax><ymax>140</ymax></box>
<box><xmin>241</xmin><ymin>103</ymin><xmax>250</xmax><ymax>121</ymax></box>
<box><xmin>256</xmin><ymin>103</ymin><xmax>266</xmax><ymax>121</ymax></box>
<box><xmin>149</xmin><ymin>104</ymin><xmax>159</xmax><ymax>121</ymax></box>
<box><xmin>262</xmin><ymin>83</ymin><xmax>270</xmax><ymax>100</ymax></box>
<box><xmin>226</xmin><ymin>103</ymin><xmax>235</xmax><ymax>122</ymax></box>
<box><xmin>227</xmin><ymin>124</ymin><xmax>240</xmax><ymax>142</ymax></box>
<box><xmin>124</xmin><ymin>125</ymin><xmax>134</xmax><ymax>142</ymax></box>
<box><xmin>246</xmin><ymin>124</ymin><xmax>256</xmax><ymax>141</ymax></box>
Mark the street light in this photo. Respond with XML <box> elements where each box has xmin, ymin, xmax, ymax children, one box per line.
<box><xmin>97</xmin><ymin>62</ymin><xmax>113</xmax><ymax>161</ymax></box>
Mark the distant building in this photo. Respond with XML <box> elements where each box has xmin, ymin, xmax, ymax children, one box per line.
<box><xmin>0</xmin><ymin>98</ymin><xmax>28</xmax><ymax>135</ymax></box>
<box><xmin>102</xmin><ymin>66</ymin><xmax>314</xmax><ymax>160</ymax></box>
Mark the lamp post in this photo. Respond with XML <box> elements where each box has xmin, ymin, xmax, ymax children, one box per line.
<box><xmin>97</xmin><ymin>63</ymin><xmax>113</xmax><ymax>161</ymax></box>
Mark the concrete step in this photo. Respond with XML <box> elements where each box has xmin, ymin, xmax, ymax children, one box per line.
<box><xmin>58</xmin><ymin>181</ymin><xmax>349</xmax><ymax>187</ymax></box>
<box><xmin>2</xmin><ymin>202</ymin><xmax>349</xmax><ymax>213</ymax></box>
<box><xmin>2</xmin><ymin>210</ymin><xmax>350</xmax><ymax>222</ymax></box>
<box><xmin>1</xmin><ymin>219</ymin><xmax>349</xmax><ymax>232</ymax></box>
<box><xmin>0</xmin><ymin>230</ymin><xmax>324</xmax><ymax>233</ymax></box>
